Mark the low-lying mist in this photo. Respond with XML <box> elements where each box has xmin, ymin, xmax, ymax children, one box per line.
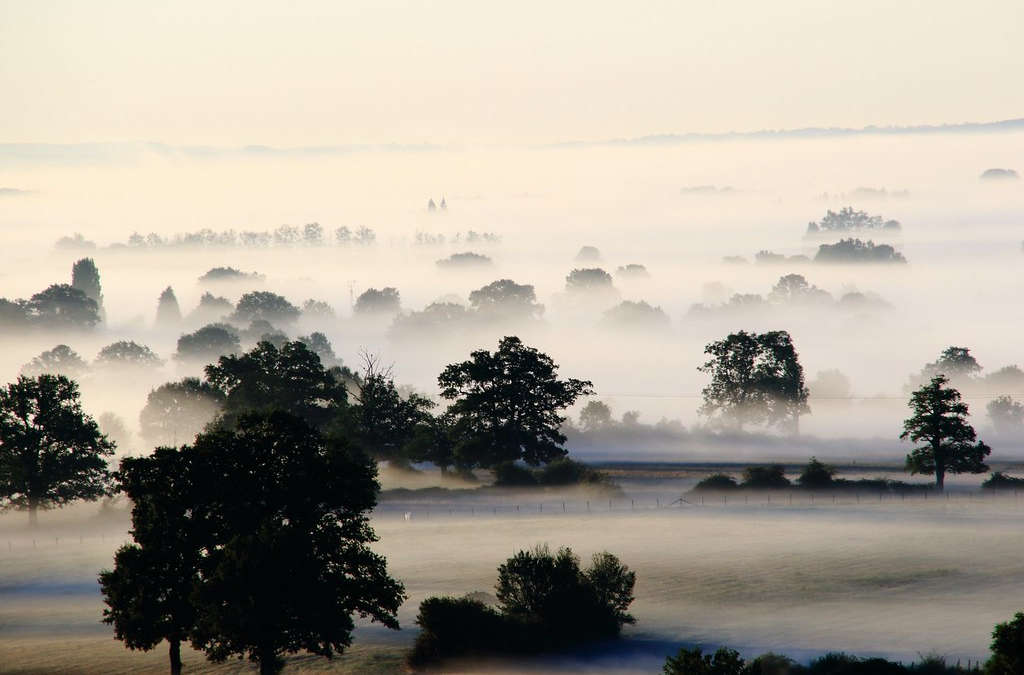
<box><xmin>1</xmin><ymin>130</ymin><xmax>1022</xmax><ymax>458</ymax></box>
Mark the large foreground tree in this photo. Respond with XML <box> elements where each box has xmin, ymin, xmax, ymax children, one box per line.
<box><xmin>698</xmin><ymin>330</ymin><xmax>809</xmax><ymax>433</ymax></box>
<box><xmin>101</xmin><ymin>412</ymin><xmax>405</xmax><ymax>675</ymax></box>
<box><xmin>438</xmin><ymin>336</ymin><xmax>593</xmax><ymax>468</ymax></box>
<box><xmin>0</xmin><ymin>374</ymin><xmax>114</xmax><ymax>526</ymax></box>
<box><xmin>901</xmin><ymin>375</ymin><xmax>990</xmax><ymax>490</ymax></box>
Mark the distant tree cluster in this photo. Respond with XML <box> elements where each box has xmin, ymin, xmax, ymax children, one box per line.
<box><xmin>435</xmin><ymin>251</ymin><xmax>493</xmax><ymax>269</ymax></box>
<box><xmin>806</xmin><ymin>206</ymin><xmax>901</xmax><ymax>235</ymax></box>
<box><xmin>689</xmin><ymin>274</ymin><xmax>888</xmax><ymax>317</ymax></box>
<box><xmin>814</xmin><ymin>238</ymin><xmax>907</xmax><ymax>264</ymax></box>
<box><xmin>409</xmin><ymin>544</ymin><xmax>635</xmax><ymax>667</ymax></box>
<box><xmin>197</xmin><ymin>267</ymin><xmax>266</xmax><ymax>284</ymax></box>
<box><xmin>413</xmin><ymin>230</ymin><xmax>502</xmax><ymax>245</ymax></box>
<box><xmin>69</xmin><ymin>223</ymin><xmax>379</xmax><ymax>250</ymax></box>
<box><xmin>1</xmin><ymin>259</ymin><xmax>105</xmax><ymax>333</ymax></box>
<box><xmin>663</xmin><ymin>645</ymin><xmax>978</xmax><ymax>675</ymax></box>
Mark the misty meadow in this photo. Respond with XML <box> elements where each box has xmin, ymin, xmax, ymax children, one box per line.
<box><xmin>4</xmin><ymin>2</ymin><xmax>1024</xmax><ymax>674</ymax></box>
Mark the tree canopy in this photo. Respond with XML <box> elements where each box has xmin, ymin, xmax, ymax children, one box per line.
<box><xmin>468</xmin><ymin>279</ymin><xmax>543</xmax><ymax>319</ymax></box>
<box><xmin>901</xmin><ymin>375</ymin><xmax>990</xmax><ymax>490</ymax></box>
<box><xmin>0</xmin><ymin>374</ymin><xmax>114</xmax><ymax>525</ymax></box>
<box><xmin>438</xmin><ymin>336</ymin><xmax>593</xmax><ymax>468</ymax></box>
<box><xmin>139</xmin><ymin>377</ymin><xmax>225</xmax><ymax>446</ymax></box>
<box><xmin>698</xmin><ymin>330</ymin><xmax>809</xmax><ymax>433</ymax></box>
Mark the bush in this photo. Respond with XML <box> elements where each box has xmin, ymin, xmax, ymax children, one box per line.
<box><xmin>981</xmin><ymin>471</ymin><xmax>1024</xmax><ymax>491</ymax></box>
<box><xmin>692</xmin><ymin>474</ymin><xmax>739</xmax><ymax>491</ymax></box>
<box><xmin>740</xmin><ymin>464</ymin><xmax>791</xmax><ymax>489</ymax></box>
<box><xmin>987</xmin><ymin>612</ymin><xmax>1024</xmax><ymax>675</ymax></box>
<box><xmin>663</xmin><ymin>646</ymin><xmax>746</xmax><ymax>675</ymax></box>
<box><xmin>409</xmin><ymin>596</ymin><xmax>510</xmax><ymax>667</ymax></box>
<box><xmin>797</xmin><ymin>457</ymin><xmax>836</xmax><ymax>489</ymax></box>
<box><xmin>491</xmin><ymin>461</ymin><xmax>539</xmax><ymax>487</ymax></box>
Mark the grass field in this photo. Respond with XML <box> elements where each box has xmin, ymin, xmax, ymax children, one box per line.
<box><xmin>2</xmin><ymin>471</ymin><xmax>1020</xmax><ymax>674</ymax></box>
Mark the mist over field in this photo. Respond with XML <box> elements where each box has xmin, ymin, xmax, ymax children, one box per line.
<box><xmin>2</xmin><ymin>129</ymin><xmax>1022</xmax><ymax>449</ymax></box>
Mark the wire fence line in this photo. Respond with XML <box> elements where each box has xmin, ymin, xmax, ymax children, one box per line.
<box><xmin>2</xmin><ymin>490</ymin><xmax>1017</xmax><ymax>551</ymax></box>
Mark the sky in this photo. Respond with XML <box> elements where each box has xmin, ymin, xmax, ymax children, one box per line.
<box><xmin>3</xmin><ymin>0</ymin><xmax>1023</xmax><ymax>146</ymax></box>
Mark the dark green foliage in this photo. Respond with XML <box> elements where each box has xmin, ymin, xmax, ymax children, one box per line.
<box><xmin>468</xmin><ymin>279</ymin><xmax>543</xmax><ymax>319</ymax></box>
<box><xmin>139</xmin><ymin>377</ymin><xmax>225</xmax><ymax>446</ymax></box>
<box><xmin>100</xmin><ymin>448</ymin><xmax>203</xmax><ymax>675</ymax></box>
<box><xmin>96</xmin><ymin>340</ymin><xmax>163</xmax><ymax>368</ymax></box>
<box><xmin>104</xmin><ymin>413</ymin><xmax>405</xmax><ymax>675</ymax></box>
<box><xmin>981</xmin><ymin>471</ymin><xmax>1024</xmax><ymax>491</ymax></box>
<box><xmin>692</xmin><ymin>474</ymin><xmax>739</xmax><ymax>491</ymax></box>
<box><xmin>20</xmin><ymin>344</ymin><xmax>90</xmax><ymax>378</ymax></box>
<box><xmin>354</xmin><ymin>287</ymin><xmax>401</xmax><ymax>315</ymax></box>
<box><xmin>699</xmin><ymin>330</ymin><xmax>809</xmax><ymax>433</ymax></box>
<box><xmin>205</xmin><ymin>340</ymin><xmax>348</xmax><ymax>431</ymax></box>
<box><xmin>987</xmin><ymin>612</ymin><xmax>1024</xmax><ymax>675</ymax></box>
<box><xmin>741</xmin><ymin>463</ymin><xmax>791</xmax><ymax>489</ymax></box>
<box><xmin>490</xmin><ymin>461</ymin><xmax>539</xmax><ymax>486</ymax></box>
<box><xmin>342</xmin><ymin>357</ymin><xmax>435</xmax><ymax>464</ymax></box>
<box><xmin>662</xmin><ymin>646</ymin><xmax>746</xmax><ymax>675</ymax></box>
<box><xmin>796</xmin><ymin>457</ymin><xmax>836</xmax><ymax>489</ymax></box>
<box><xmin>411</xmin><ymin>545</ymin><xmax>634</xmax><ymax>667</ymax></box>
<box><xmin>189</xmin><ymin>413</ymin><xmax>404</xmax><ymax>675</ymax></box>
<box><xmin>746</xmin><ymin>652</ymin><xmax>798</xmax><ymax>675</ymax></box>
<box><xmin>814</xmin><ymin>238</ymin><xmax>907</xmax><ymax>264</ymax></box>
<box><xmin>296</xmin><ymin>331</ymin><xmax>341</xmax><ymax>368</ymax></box>
<box><xmin>438</xmin><ymin>336</ymin><xmax>593</xmax><ymax>468</ymax></box>
<box><xmin>489</xmin><ymin>458</ymin><xmax>619</xmax><ymax>491</ymax></box>
<box><xmin>901</xmin><ymin>375</ymin><xmax>990</xmax><ymax>490</ymax></box>
<box><xmin>403</xmin><ymin>413</ymin><xmax>461</xmax><ymax>474</ymax></box>
<box><xmin>0</xmin><ymin>375</ymin><xmax>114</xmax><ymax>525</ymax></box>
<box><xmin>408</xmin><ymin>596</ymin><xmax>508</xmax><ymax>667</ymax></box>
<box><xmin>175</xmin><ymin>324</ymin><xmax>241</xmax><ymax>363</ymax></box>
<box><xmin>25</xmin><ymin>283</ymin><xmax>101</xmax><ymax>330</ymax></box>
<box><xmin>232</xmin><ymin>291</ymin><xmax>300</xmax><ymax>325</ymax></box>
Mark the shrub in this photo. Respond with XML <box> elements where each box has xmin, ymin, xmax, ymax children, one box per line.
<box><xmin>797</xmin><ymin>457</ymin><xmax>836</xmax><ymax>489</ymax></box>
<box><xmin>987</xmin><ymin>612</ymin><xmax>1024</xmax><ymax>675</ymax></box>
<box><xmin>663</xmin><ymin>646</ymin><xmax>746</xmax><ymax>675</ymax></box>
<box><xmin>740</xmin><ymin>464</ymin><xmax>791</xmax><ymax>489</ymax></box>
<box><xmin>692</xmin><ymin>474</ymin><xmax>739</xmax><ymax>491</ymax></box>
<box><xmin>981</xmin><ymin>471</ymin><xmax>1024</xmax><ymax>491</ymax></box>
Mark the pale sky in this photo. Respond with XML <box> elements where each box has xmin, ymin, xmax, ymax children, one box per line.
<box><xmin>2</xmin><ymin>0</ymin><xmax>1022</xmax><ymax>146</ymax></box>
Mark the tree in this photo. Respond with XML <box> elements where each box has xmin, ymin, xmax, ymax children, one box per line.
<box><xmin>175</xmin><ymin>324</ymin><xmax>241</xmax><ymax>364</ymax></box>
<box><xmin>20</xmin><ymin>344</ymin><xmax>90</xmax><ymax>378</ymax></box>
<box><xmin>468</xmin><ymin>279</ymin><xmax>543</xmax><ymax>320</ymax></box>
<box><xmin>100</xmin><ymin>448</ymin><xmax>205</xmax><ymax>675</ymax></box>
<box><xmin>71</xmin><ymin>257</ymin><xmax>105</xmax><ymax>321</ymax></box>
<box><xmin>204</xmin><ymin>340</ymin><xmax>347</xmax><ymax>430</ymax></box>
<box><xmin>901</xmin><ymin>375</ymin><xmax>990</xmax><ymax>490</ymax></box>
<box><xmin>805</xmin><ymin>206</ymin><xmax>900</xmax><ymax>235</ymax></box>
<box><xmin>0</xmin><ymin>375</ymin><xmax>115</xmax><ymax>525</ymax></box>
<box><xmin>354</xmin><ymin>287</ymin><xmax>401</xmax><ymax>315</ymax></box>
<box><xmin>96</xmin><ymin>341</ymin><xmax>163</xmax><ymax>369</ymax></box>
<box><xmin>663</xmin><ymin>646</ymin><xmax>746</xmax><ymax>675</ymax></box>
<box><xmin>565</xmin><ymin>267</ymin><xmax>615</xmax><ymax>293</ymax></box>
<box><xmin>139</xmin><ymin>378</ymin><xmax>225</xmax><ymax>446</ymax></box>
<box><xmin>25</xmin><ymin>284</ymin><xmax>101</xmax><ymax>330</ymax></box>
<box><xmin>740</xmin><ymin>463</ymin><xmax>791</xmax><ymax>489</ymax></box>
<box><xmin>296</xmin><ymin>331</ymin><xmax>341</xmax><ymax>368</ymax></box>
<box><xmin>156</xmin><ymin>286</ymin><xmax>183</xmax><ymax>326</ymax></box>
<box><xmin>600</xmin><ymin>300</ymin><xmax>671</xmax><ymax>331</ymax></box>
<box><xmin>189</xmin><ymin>413</ymin><xmax>405</xmax><ymax>675</ymax></box>
<box><xmin>767</xmin><ymin>274</ymin><xmax>831</xmax><ymax>305</ymax></box>
<box><xmin>698</xmin><ymin>330</ymin><xmax>809</xmax><ymax>433</ymax></box>
<box><xmin>438</xmin><ymin>336</ymin><xmax>593</xmax><ymax>468</ymax></box>
<box><xmin>577</xmin><ymin>400</ymin><xmax>614</xmax><ymax>433</ymax></box>
<box><xmin>343</xmin><ymin>355</ymin><xmax>435</xmax><ymax>465</ymax></box>
<box><xmin>232</xmin><ymin>291</ymin><xmax>301</xmax><ymax>325</ymax></box>
<box><xmin>987</xmin><ymin>612</ymin><xmax>1024</xmax><ymax>675</ymax></box>
<box><xmin>796</xmin><ymin>456</ymin><xmax>836</xmax><ymax>489</ymax></box>
<box><xmin>988</xmin><ymin>396</ymin><xmax>1024</xmax><ymax>435</ymax></box>
<box><xmin>187</xmin><ymin>292</ymin><xmax>234</xmax><ymax>324</ymax></box>
<box><xmin>814</xmin><ymin>238</ymin><xmax>907</xmax><ymax>264</ymax></box>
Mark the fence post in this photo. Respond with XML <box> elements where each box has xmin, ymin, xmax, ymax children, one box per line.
<box><xmin>562</xmin><ymin>501</ymin><xmax>566</xmax><ymax>512</ymax></box>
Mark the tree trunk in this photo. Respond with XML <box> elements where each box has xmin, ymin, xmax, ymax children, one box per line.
<box><xmin>28</xmin><ymin>497</ymin><xmax>39</xmax><ymax>528</ymax></box>
<box><xmin>258</xmin><ymin>647</ymin><xmax>282</xmax><ymax>675</ymax></box>
<box><xmin>169</xmin><ymin>638</ymin><xmax>182</xmax><ymax>675</ymax></box>
<box><xmin>935</xmin><ymin>465</ymin><xmax>946</xmax><ymax>491</ymax></box>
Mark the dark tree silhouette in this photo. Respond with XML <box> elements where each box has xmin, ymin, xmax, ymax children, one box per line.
<box><xmin>156</xmin><ymin>286</ymin><xmax>183</xmax><ymax>326</ymax></box>
<box><xmin>468</xmin><ymin>279</ymin><xmax>543</xmax><ymax>319</ymax></box>
<box><xmin>25</xmin><ymin>284</ymin><xmax>101</xmax><ymax>330</ymax></box>
<box><xmin>0</xmin><ymin>375</ymin><xmax>114</xmax><ymax>526</ymax></box>
<box><xmin>814</xmin><ymin>238</ymin><xmax>907</xmax><ymax>264</ymax></box>
<box><xmin>565</xmin><ymin>267</ymin><xmax>614</xmax><ymax>293</ymax></box>
<box><xmin>205</xmin><ymin>340</ymin><xmax>347</xmax><ymax>430</ymax></box>
<box><xmin>987</xmin><ymin>612</ymin><xmax>1024</xmax><ymax>675</ymax></box>
<box><xmin>100</xmin><ymin>449</ymin><xmax>204</xmax><ymax>675</ymax></box>
<box><xmin>740</xmin><ymin>463</ymin><xmax>791</xmax><ymax>489</ymax></box>
<box><xmin>901</xmin><ymin>375</ymin><xmax>990</xmax><ymax>490</ymax></box>
<box><xmin>296</xmin><ymin>331</ymin><xmax>342</xmax><ymax>368</ymax></box>
<box><xmin>232</xmin><ymin>291</ymin><xmax>300</xmax><ymax>325</ymax></box>
<box><xmin>139</xmin><ymin>378</ymin><xmax>225</xmax><ymax>446</ymax></box>
<box><xmin>796</xmin><ymin>456</ymin><xmax>836</xmax><ymax>488</ymax></box>
<box><xmin>663</xmin><ymin>646</ymin><xmax>746</xmax><ymax>675</ymax></box>
<box><xmin>189</xmin><ymin>413</ymin><xmax>405</xmax><ymax>675</ymax></box>
<box><xmin>343</xmin><ymin>355</ymin><xmax>435</xmax><ymax>465</ymax></box>
<box><xmin>438</xmin><ymin>336</ymin><xmax>593</xmax><ymax>468</ymax></box>
<box><xmin>805</xmin><ymin>206</ymin><xmax>900</xmax><ymax>235</ymax></box>
<box><xmin>767</xmin><ymin>274</ymin><xmax>832</xmax><ymax>305</ymax></box>
<box><xmin>175</xmin><ymin>325</ymin><xmax>241</xmax><ymax>364</ymax></box>
<box><xmin>698</xmin><ymin>330</ymin><xmax>809</xmax><ymax>433</ymax></box>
